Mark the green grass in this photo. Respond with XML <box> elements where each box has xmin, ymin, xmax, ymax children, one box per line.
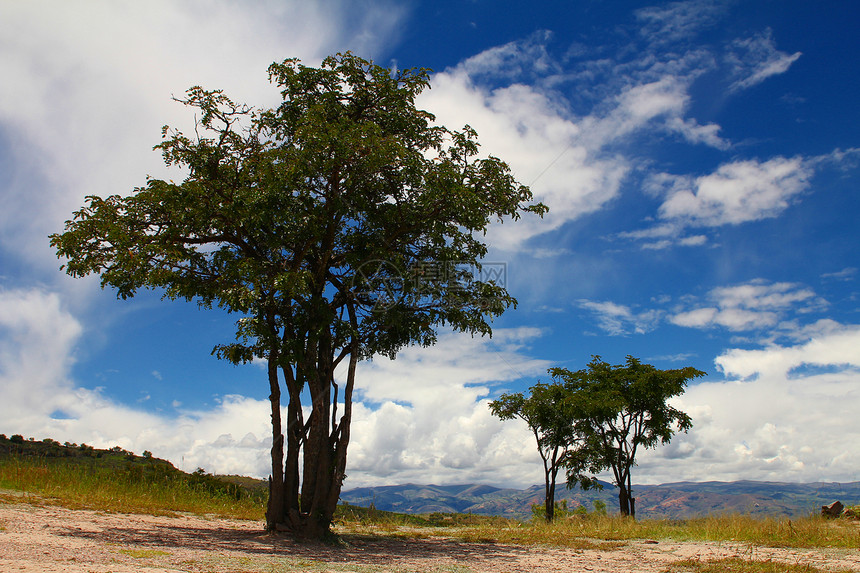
<box><xmin>0</xmin><ymin>456</ymin><xmax>265</xmax><ymax>519</ymax></box>
<box><xmin>117</xmin><ymin>548</ymin><xmax>172</xmax><ymax>559</ymax></box>
<box><xmin>665</xmin><ymin>557</ymin><xmax>858</xmax><ymax>573</ymax></box>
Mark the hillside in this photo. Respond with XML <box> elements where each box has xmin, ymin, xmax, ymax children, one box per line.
<box><xmin>0</xmin><ymin>433</ymin><xmax>259</xmax><ymax>502</ymax></box>
<box><xmin>340</xmin><ymin>480</ymin><xmax>860</xmax><ymax>519</ymax></box>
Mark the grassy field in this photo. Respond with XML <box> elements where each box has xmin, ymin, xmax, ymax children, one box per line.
<box><xmin>0</xmin><ymin>454</ymin><xmax>266</xmax><ymax>519</ymax></box>
<box><xmin>1</xmin><ymin>451</ymin><xmax>858</xmax><ymax>556</ymax></box>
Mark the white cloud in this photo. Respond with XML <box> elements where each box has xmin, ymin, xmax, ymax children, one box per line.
<box><xmin>0</xmin><ymin>296</ymin><xmax>552</xmax><ymax>488</ymax></box>
<box><xmin>2</xmin><ymin>284</ymin><xmax>857</xmax><ymax>488</ymax></box>
<box><xmin>637</xmin><ymin>325</ymin><xmax>860</xmax><ymax>484</ymax></box>
<box><xmin>578</xmin><ymin>300</ymin><xmax>664</xmax><ymax>335</ymax></box>
<box><xmin>821</xmin><ymin>267</ymin><xmax>858</xmax><ymax>282</ymax></box>
<box><xmin>419</xmin><ymin>36</ymin><xmax>729</xmax><ymax>251</ymax></box>
<box><xmin>670</xmin><ymin>280</ymin><xmax>826</xmax><ymax>332</ymax></box>
<box><xmin>344</xmin><ymin>328</ymin><xmax>553</xmax><ymax>488</ymax></box>
<box><xmin>420</xmin><ymin>67</ymin><xmax>628</xmax><ymax>250</ymax></box>
<box><xmin>0</xmin><ymin>286</ymin><xmax>274</xmax><ymax>475</ymax></box>
<box><xmin>0</xmin><ymin>288</ymin><xmax>82</xmax><ymax>418</ymax></box>
<box><xmin>576</xmin><ymin>280</ymin><xmax>827</xmax><ymax>338</ymax></box>
<box><xmin>603</xmin><ymin>77</ymin><xmax>728</xmax><ymax>149</ymax></box>
<box><xmin>623</xmin><ymin>148</ymin><xmax>859</xmax><ymax>248</ymax></box>
<box><xmin>0</xmin><ymin>0</ymin><xmax>405</xmax><ymax>281</ymax></box>
<box><xmin>657</xmin><ymin>156</ymin><xmax>812</xmax><ymax>226</ymax></box>
<box><xmin>726</xmin><ymin>29</ymin><xmax>802</xmax><ymax>92</ymax></box>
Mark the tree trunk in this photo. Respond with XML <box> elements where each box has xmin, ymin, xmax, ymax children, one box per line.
<box><xmin>617</xmin><ymin>476</ymin><xmax>636</xmax><ymax>518</ymax></box>
<box><xmin>265</xmin><ymin>354</ymin><xmax>286</xmax><ymax>530</ymax></box>
<box><xmin>627</xmin><ymin>471</ymin><xmax>635</xmax><ymax>519</ymax></box>
<box><xmin>283</xmin><ymin>373</ymin><xmax>302</xmax><ymax>530</ymax></box>
<box><xmin>618</xmin><ymin>483</ymin><xmax>630</xmax><ymax>516</ymax></box>
<box><xmin>545</xmin><ymin>460</ymin><xmax>558</xmax><ymax>522</ymax></box>
<box><xmin>264</xmin><ymin>331</ymin><xmax>355</xmax><ymax>539</ymax></box>
<box><xmin>545</xmin><ymin>476</ymin><xmax>556</xmax><ymax>522</ymax></box>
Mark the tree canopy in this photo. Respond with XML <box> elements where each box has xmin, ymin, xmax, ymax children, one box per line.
<box><xmin>51</xmin><ymin>52</ymin><xmax>546</xmax><ymax>538</ymax></box>
<box><xmin>550</xmin><ymin>356</ymin><xmax>705</xmax><ymax>517</ymax></box>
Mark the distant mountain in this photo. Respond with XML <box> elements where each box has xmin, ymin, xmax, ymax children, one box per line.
<box><xmin>340</xmin><ymin>480</ymin><xmax>860</xmax><ymax>519</ymax></box>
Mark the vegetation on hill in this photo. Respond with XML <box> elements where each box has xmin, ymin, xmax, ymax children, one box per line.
<box><xmin>0</xmin><ymin>433</ymin><xmax>265</xmax><ymax>518</ymax></box>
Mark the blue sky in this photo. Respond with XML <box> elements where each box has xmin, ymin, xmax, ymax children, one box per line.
<box><xmin>1</xmin><ymin>0</ymin><xmax>859</xmax><ymax>489</ymax></box>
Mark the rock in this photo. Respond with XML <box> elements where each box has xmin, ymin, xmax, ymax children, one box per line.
<box><xmin>821</xmin><ymin>501</ymin><xmax>844</xmax><ymax>518</ymax></box>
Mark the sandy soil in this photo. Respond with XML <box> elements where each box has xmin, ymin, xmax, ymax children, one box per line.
<box><xmin>1</xmin><ymin>501</ymin><xmax>858</xmax><ymax>572</ymax></box>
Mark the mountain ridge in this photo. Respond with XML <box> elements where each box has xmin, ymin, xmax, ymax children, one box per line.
<box><xmin>340</xmin><ymin>480</ymin><xmax>860</xmax><ymax>519</ymax></box>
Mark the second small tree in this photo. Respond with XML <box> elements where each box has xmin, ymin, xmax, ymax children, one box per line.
<box><xmin>551</xmin><ymin>356</ymin><xmax>705</xmax><ymax>518</ymax></box>
<box><xmin>489</xmin><ymin>382</ymin><xmax>594</xmax><ymax>522</ymax></box>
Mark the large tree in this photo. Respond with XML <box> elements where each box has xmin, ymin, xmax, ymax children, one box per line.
<box><xmin>51</xmin><ymin>53</ymin><xmax>546</xmax><ymax>538</ymax></box>
<box><xmin>489</xmin><ymin>382</ymin><xmax>595</xmax><ymax>522</ymax></box>
<box><xmin>550</xmin><ymin>356</ymin><xmax>704</xmax><ymax>518</ymax></box>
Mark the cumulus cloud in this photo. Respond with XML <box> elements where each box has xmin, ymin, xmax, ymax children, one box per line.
<box><xmin>0</xmin><ymin>293</ymin><xmax>552</xmax><ymax>487</ymax></box>
<box><xmin>576</xmin><ymin>280</ymin><xmax>827</xmax><ymax>339</ymax></box>
<box><xmin>602</xmin><ymin>76</ymin><xmax>728</xmax><ymax>149</ymax></box>
<box><xmin>0</xmin><ymin>0</ymin><xmax>404</xmax><ymax>280</ymax></box>
<box><xmin>670</xmin><ymin>280</ymin><xmax>826</xmax><ymax>332</ymax></box>
<box><xmin>345</xmin><ymin>328</ymin><xmax>552</xmax><ymax>488</ymax></box>
<box><xmin>637</xmin><ymin>325</ymin><xmax>860</xmax><ymax>484</ymax></box>
<box><xmin>419</xmin><ymin>33</ymin><xmax>731</xmax><ymax>251</ymax></box>
<box><xmin>0</xmin><ymin>286</ymin><xmax>275</xmax><ymax>475</ymax></box>
<box><xmin>623</xmin><ymin>147</ymin><xmax>860</xmax><ymax>249</ymax></box>
<box><xmin>420</xmin><ymin>65</ymin><xmax>628</xmax><ymax>250</ymax></box>
<box><xmin>620</xmin><ymin>156</ymin><xmax>815</xmax><ymax>248</ymax></box>
<box><xmin>657</xmin><ymin>156</ymin><xmax>812</xmax><ymax>226</ymax></box>
<box><xmin>416</xmin><ymin>16</ymin><xmax>814</xmax><ymax>254</ymax></box>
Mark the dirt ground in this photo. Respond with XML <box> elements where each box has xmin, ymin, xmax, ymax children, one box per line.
<box><xmin>1</xmin><ymin>501</ymin><xmax>858</xmax><ymax>572</ymax></box>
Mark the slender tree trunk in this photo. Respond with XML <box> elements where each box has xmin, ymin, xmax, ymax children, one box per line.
<box><xmin>617</xmin><ymin>470</ymin><xmax>635</xmax><ymax>517</ymax></box>
<box><xmin>265</xmin><ymin>353</ymin><xmax>286</xmax><ymax>530</ymax></box>
<box><xmin>545</xmin><ymin>468</ymin><xmax>556</xmax><ymax>523</ymax></box>
<box><xmin>627</xmin><ymin>471</ymin><xmax>635</xmax><ymax>519</ymax></box>
<box><xmin>618</xmin><ymin>486</ymin><xmax>629</xmax><ymax>516</ymax></box>
<box><xmin>323</xmin><ymin>347</ymin><xmax>357</xmax><ymax>524</ymax></box>
<box><xmin>545</xmin><ymin>446</ymin><xmax>559</xmax><ymax>522</ymax></box>
<box><xmin>283</xmin><ymin>366</ymin><xmax>302</xmax><ymax>530</ymax></box>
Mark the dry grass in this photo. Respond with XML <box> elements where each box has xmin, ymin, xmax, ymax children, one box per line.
<box><xmin>665</xmin><ymin>556</ymin><xmax>858</xmax><ymax>573</ymax></box>
<box><xmin>334</xmin><ymin>512</ymin><xmax>860</xmax><ymax>551</ymax></box>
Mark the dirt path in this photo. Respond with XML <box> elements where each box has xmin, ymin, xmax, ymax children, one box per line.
<box><xmin>1</xmin><ymin>501</ymin><xmax>858</xmax><ymax>572</ymax></box>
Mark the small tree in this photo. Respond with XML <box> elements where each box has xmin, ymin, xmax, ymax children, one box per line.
<box><xmin>551</xmin><ymin>356</ymin><xmax>704</xmax><ymax>518</ymax></box>
<box><xmin>490</xmin><ymin>382</ymin><xmax>593</xmax><ymax>522</ymax></box>
<box><xmin>51</xmin><ymin>53</ymin><xmax>545</xmax><ymax>538</ymax></box>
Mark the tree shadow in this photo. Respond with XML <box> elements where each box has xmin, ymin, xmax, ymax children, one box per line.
<box><xmin>54</xmin><ymin>519</ymin><xmax>533</xmax><ymax>568</ymax></box>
